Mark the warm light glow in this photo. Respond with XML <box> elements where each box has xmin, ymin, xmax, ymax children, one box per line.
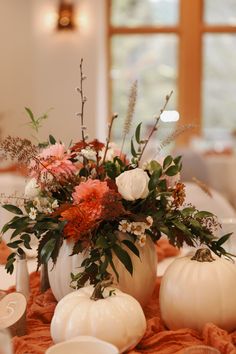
<box><xmin>160</xmin><ymin>110</ymin><xmax>180</xmax><ymax>122</ymax></box>
<box><xmin>44</xmin><ymin>11</ymin><xmax>58</xmax><ymax>31</ymax></box>
<box><xmin>75</xmin><ymin>12</ymin><xmax>88</xmax><ymax>29</ymax></box>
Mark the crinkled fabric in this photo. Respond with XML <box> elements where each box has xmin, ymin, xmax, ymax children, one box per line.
<box><xmin>4</xmin><ymin>244</ymin><xmax>236</xmax><ymax>354</ymax></box>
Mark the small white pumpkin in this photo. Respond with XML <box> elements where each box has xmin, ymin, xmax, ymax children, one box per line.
<box><xmin>48</xmin><ymin>233</ymin><xmax>157</xmax><ymax>306</ymax></box>
<box><xmin>50</xmin><ymin>282</ymin><xmax>147</xmax><ymax>353</ymax></box>
<box><xmin>160</xmin><ymin>248</ymin><xmax>236</xmax><ymax>332</ymax></box>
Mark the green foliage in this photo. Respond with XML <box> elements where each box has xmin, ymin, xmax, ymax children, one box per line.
<box><xmin>25</xmin><ymin>107</ymin><xmax>52</xmax><ymax>133</ymax></box>
<box><xmin>49</xmin><ymin>135</ymin><xmax>56</xmax><ymax>145</ymax></box>
<box><xmin>2</xmin><ymin>202</ymin><xmax>65</xmax><ymax>274</ymax></box>
<box><xmin>113</xmin><ymin>243</ymin><xmax>133</xmax><ymax>275</ymax></box>
<box><xmin>163</xmin><ymin>155</ymin><xmax>173</xmax><ymax>169</ymax></box>
<box><xmin>2</xmin><ymin>204</ymin><xmax>23</xmax><ymax>215</ymax></box>
<box><xmin>135</xmin><ymin>122</ymin><xmax>142</xmax><ymax>144</ymax></box>
<box><xmin>130</xmin><ymin>138</ymin><xmax>137</xmax><ymax>157</ymax></box>
<box><xmin>1</xmin><ymin>109</ymin><xmax>232</xmax><ymax>290</ymax></box>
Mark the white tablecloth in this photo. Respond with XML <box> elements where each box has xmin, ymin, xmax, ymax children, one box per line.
<box><xmin>204</xmin><ymin>155</ymin><xmax>236</xmax><ymax>208</ymax></box>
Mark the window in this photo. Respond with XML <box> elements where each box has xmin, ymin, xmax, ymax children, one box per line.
<box><xmin>107</xmin><ymin>0</ymin><xmax>236</xmax><ymax>146</ymax></box>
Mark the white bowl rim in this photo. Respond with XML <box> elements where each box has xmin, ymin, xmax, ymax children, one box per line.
<box><xmin>46</xmin><ymin>336</ymin><xmax>119</xmax><ymax>354</ymax></box>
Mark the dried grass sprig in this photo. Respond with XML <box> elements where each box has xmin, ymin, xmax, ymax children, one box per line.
<box><xmin>120</xmin><ymin>80</ymin><xmax>138</xmax><ymax>156</ymax></box>
<box><xmin>192</xmin><ymin>177</ymin><xmax>213</xmax><ymax>198</ymax></box>
<box><xmin>0</xmin><ymin>136</ymin><xmax>38</xmax><ymax>165</ymax></box>
<box><xmin>0</xmin><ymin>193</ymin><xmax>26</xmax><ymax>207</ymax></box>
<box><xmin>0</xmin><ymin>136</ymin><xmax>71</xmax><ymax>198</ymax></box>
<box><xmin>156</xmin><ymin>124</ymin><xmax>194</xmax><ymax>154</ymax></box>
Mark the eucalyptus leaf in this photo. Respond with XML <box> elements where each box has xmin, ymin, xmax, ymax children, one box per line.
<box><xmin>122</xmin><ymin>239</ymin><xmax>140</xmax><ymax>258</ymax></box>
<box><xmin>5</xmin><ymin>256</ymin><xmax>16</xmax><ymax>274</ymax></box>
<box><xmin>217</xmin><ymin>233</ymin><xmax>232</xmax><ymax>246</ymax></box>
<box><xmin>23</xmin><ymin>242</ymin><xmax>32</xmax><ymax>250</ymax></box>
<box><xmin>172</xmin><ymin>220</ymin><xmax>192</xmax><ymax>236</ymax></box>
<box><xmin>131</xmin><ymin>139</ymin><xmax>137</xmax><ymax>157</ymax></box>
<box><xmin>20</xmin><ymin>234</ymin><xmax>31</xmax><ymax>243</ymax></box>
<box><xmin>113</xmin><ymin>244</ymin><xmax>133</xmax><ymax>275</ymax></box>
<box><xmin>163</xmin><ymin>155</ymin><xmax>173</xmax><ymax>169</ymax></box>
<box><xmin>173</xmin><ymin>155</ymin><xmax>182</xmax><ymax>165</ymax></box>
<box><xmin>9</xmin><ymin>216</ymin><xmax>29</xmax><ymax>229</ymax></box>
<box><xmin>25</xmin><ymin>107</ymin><xmax>35</xmax><ymax>122</ymax></box>
<box><xmin>7</xmin><ymin>240</ymin><xmax>22</xmax><ymax>249</ymax></box>
<box><xmin>7</xmin><ymin>252</ymin><xmax>16</xmax><ymax>260</ymax></box>
<box><xmin>158</xmin><ymin>179</ymin><xmax>167</xmax><ymax>191</ymax></box>
<box><xmin>195</xmin><ymin>211</ymin><xmax>214</xmax><ymax>219</ymax></box>
<box><xmin>106</xmin><ymin>251</ymin><xmax>119</xmax><ymax>282</ymax></box>
<box><xmin>135</xmin><ymin>122</ymin><xmax>142</xmax><ymax>144</ymax></box>
<box><xmin>1</xmin><ymin>223</ymin><xmax>10</xmax><ymax>234</ymax></box>
<box><xmin>188</xmin><ymin>219</ymin><xmax>202</xmax><ymax>229</ymax></box>
<box><xmin>181</xmin><ymin>207</ymin><xmax>196</xmax><ymax>217</ymax></box>
<box><xmin>158</xmin><ymin>225</ymin><xmax>171</xmax><ymax>236</ymax></box>
<box><xmin>150</xmin><ymin>160</ymin><xmax>162</xmax><ymax>173</ymax></box>
<box><xmin>40</xmin><ymin>238</ymin><xmax>57</xmax><ymax>264</ymax></box>
<box><xmin>165</xmin><ymin>165</ymin><xmax>179</xmax><ymax>176</ymax></box>
<box><xmin>49</xmin><ymin>135</ymin><xmax>56</xmax><ymax>144</ymax></box>
<box><xmin>10</xmin><ymin>223</ymin><xmax>29</xmax><ymax>239</ymax></box>
<box><xmin>96</xmin><ymin>236</ymin><xmax>109</xmax><ymax>249</ymax></box>
<box><xmin>2</xmin><ymin>205</ymin><xmax>23</xmax><ymax>215</ymax></box>
<box><xmin>148</xmin><ymin>170</ymin><xmax>162</xmax><ymax>190</ymax></box>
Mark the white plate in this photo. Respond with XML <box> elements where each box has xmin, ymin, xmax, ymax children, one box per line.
<box><xmin>46</xmin><ymin>336</ymin><xmax>119</xmax><ymax>354</ymax></box>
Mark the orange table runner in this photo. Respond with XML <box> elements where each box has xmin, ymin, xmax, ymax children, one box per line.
<box><xmin>9</xmin><ymin>273</ymin><xmax>236</xmax><ymax>354</ymax></box>
<box><xmin>0</xmin><ymin>241</ymin><xmax>11</xmax><ymax>265</ymax></box>
<box><xmin>2</xmin><ymin>239</ymin><xmax>236</xmax><ymax>354</ymax></box>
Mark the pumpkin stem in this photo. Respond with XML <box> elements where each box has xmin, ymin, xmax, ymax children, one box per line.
<box><xmin>90</xmin><ymin>276</ymin><xmax>114</xmax><ymax>301</ymax></box>
<box><xmin>191</xmin><ymin>248</ymin><xmax>215</xmax><ymax>262</ymax></box>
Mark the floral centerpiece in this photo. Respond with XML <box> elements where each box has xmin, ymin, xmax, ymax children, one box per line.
<box><xmin>0</xmin><ymin>60</ymin><xmax>230</xmax><ymax>305</ymax></box>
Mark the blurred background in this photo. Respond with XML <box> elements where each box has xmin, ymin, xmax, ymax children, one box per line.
<box><xmin>1</xmin><ymin>0</ymin><xmax>236</xmax><ymax>206</ymax></box>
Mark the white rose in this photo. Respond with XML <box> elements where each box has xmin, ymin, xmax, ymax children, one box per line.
<box><xmin>115</xmin><ymin>168</ymin><xmax>150</xmax><ymax>201</ymax></box>
<box><xmin>81</xmin><ymin>148</ymin><xmax>96</xmax><ymax>161</ymax></box>
<box><xmin>24</xmin><ymin>178</ymin><xmax>40</xmax><ymax>199</ymax></box>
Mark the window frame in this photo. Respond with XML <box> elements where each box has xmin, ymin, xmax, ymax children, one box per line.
<box><xmin>107</xmin><ymin>0</ymin><xmax>236</xmax><ymax>144</ymax></box>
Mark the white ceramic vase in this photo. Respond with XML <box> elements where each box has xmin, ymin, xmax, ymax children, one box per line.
<box><xmin>48</xmin><ymin>233</ymin><xmax>157</xmax><ymax>306</ymax></box>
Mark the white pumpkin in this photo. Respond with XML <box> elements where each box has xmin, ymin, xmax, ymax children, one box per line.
<box><xmin>50</xmin><ymin>284</ymin><xmax>147</xmax><ymax>353</ymax></box>
<box><xmin>48</xmin><ymin>233</ymin><xmax>157</xmax><ymax>306</ymax></box>
<box><xmin>160</xmin><ymin>248</ymin><xmax>236</xmax><ymax>332</ymax></box>
<box><xmin>48</xmin><ymin>241</ymin><xmax>87</xmax><ymax>301</ymax></box>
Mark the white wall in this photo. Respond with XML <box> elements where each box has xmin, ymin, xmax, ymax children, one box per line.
<box><xmin>0</xmin><ymin>0</ymin><xmax>32</xmax><ymax>138</ymax></box>
<box><xmin>0</xmin><ymin>0</ymin><xmax>107</xmax><ymax>145</ymax></box>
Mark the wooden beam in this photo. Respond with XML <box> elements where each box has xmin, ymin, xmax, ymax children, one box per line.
<box><xmin>202</xmin><ymin>25</ymin><xmax>236</xmax><ymax>33</ymax></box>
<box><xmin>178</xmin><ymin>0</ymin><xmax>203</xmax><ymax>145</ymax></box>
<box><xmin>109</xmin><ymin>26</ymin><xmax>179</xmax><ymax>35</ymax></box>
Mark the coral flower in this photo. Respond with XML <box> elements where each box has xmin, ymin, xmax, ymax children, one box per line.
<box><xmin>61</xmin><ymin>203</ymin><xmax>101</xmax><ymax>242</ymax></box>
<box><xmin>72</xmin><ymin>179</ymin><xmax>109</xmax><ymax>204</ymax></box>
<box><xmin>32</xmin><ymin>143</ymin><xmax>76</xmax><ymax>180</ymax></box>
<box><xmin>61</xmin><ymin>205</ymin><xmax>92</xmax><ymax>242</ymax></box>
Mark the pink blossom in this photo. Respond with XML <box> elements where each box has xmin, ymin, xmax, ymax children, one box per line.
<box><xmin>32</xmin><ymin>143</ymin><xmax>76</xmax><ymax>180</ymax></box>
<box><xmin>72</xmin><ymin>179</ymin><xmax>109</xmax><ymax>204</ymax></box>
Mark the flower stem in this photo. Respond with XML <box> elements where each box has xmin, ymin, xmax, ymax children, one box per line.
<box><xmin>76</xmin><ymin>58</ymin><xmax>87</xmax><ymax>144</ymax></box>
<box><xmin>90</xmin><ymin>277</ymin><xmax>114</xmax><ymax>301</ymax></box>
<box><xmin>137</xmin><ymin>91</ymin><xmax>173</xmax><ymax>166</ymax></box>
<box><xmin>102</xmin><ymin>113</ymin><xmax>118</xmax><ymax>164</ymax></box>
<box><xmin>191</xmin><ymin>248</ymin><xmax>215</xmax><ymax>262</ymax></box>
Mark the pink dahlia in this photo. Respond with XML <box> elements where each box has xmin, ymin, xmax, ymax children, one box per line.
<box><xmin>72</xmin><ymin>179</ymin><xmax>109</xmax><ymax>204</ymax></box>
<box><xmin>32</xmin><ymin>143</ymin><xmax>76</xmax><ymax>180</ymax></box>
